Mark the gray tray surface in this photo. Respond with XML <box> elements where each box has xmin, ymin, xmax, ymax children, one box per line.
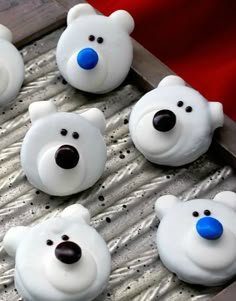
<box><xmin>0</xmin><ymin>28</ymin><xmax>235</xmax><ymax>301</ymax></box>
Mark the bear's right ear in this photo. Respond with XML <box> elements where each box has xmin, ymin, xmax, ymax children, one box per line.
<box><xmin>208</xmin><ymin>101</ymin><xmax>224</xmax><ymax>130</ymax></box>
<box><xmin>61</xmin><ymin>204</ymin><xmax>91</xmax><ymax>224</ymax></box>
<box><xmin>0</xmin><ymin>24</ymin><xmax>13</xmax><ymax>42</ymax></box>
<box><xmin>3</xmin><ymin>226</ymin><xmax>29</xmax><ymax>258</ymax></box>
<box><xmin>80</xmin><ymin>108</ymin><xmax>106</xmax><ymax>134</ymax></box>
<box><xmin>158</xmin><ymin>75</ymin><xmax>186</xmax><ymax>88</ymax></box>
<box><xmin>155</xmin><ymin>195</ymin><xmax>181</xmax><ymax>220</ymax></box>
<box><xmin>214</xmin><ymin>191</ymin><xmax>236</xmax><ymax>211</ymax></box>
<box><xmin>67</xmin><ymin>4</ymin><xmax>96</xmax><ymax>25</ymax></box>
<box><xmin>109</xmin><ymin>10</ymin><xmax>135</xmax><ymax>34</ymax></box>
<box><xmin>29</xmin><ymin>101</ymin><xmax>57</xmax><ymax>124</ymax></box>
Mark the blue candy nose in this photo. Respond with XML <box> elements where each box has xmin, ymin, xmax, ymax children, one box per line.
<box><xmin>196</xmin><ymin>217</ymin><xmax>223</xmax><ymax>240</ymax></box>
<box><xmin>77</xmin><ymin>48</ymin><xmax>98</xmax><ymax>70</ymax></box>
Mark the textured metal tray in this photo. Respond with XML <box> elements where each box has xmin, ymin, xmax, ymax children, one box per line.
<box><xmin>0</xmin><ymin>28</ymin><xmax>236</xmax><ymax>301</ymax></box>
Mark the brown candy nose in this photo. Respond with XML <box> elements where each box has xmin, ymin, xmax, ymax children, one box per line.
<box><xmin>55</xmin><ymin>241</ymin><xmax>82</xmax><ymax>264</ymax></box>
<box><xmin>55</xmin><ymin>145</ymin><xmax>79</xmax><ymax>169</ymax></box>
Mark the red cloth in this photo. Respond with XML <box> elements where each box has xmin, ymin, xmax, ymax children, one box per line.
<box><xmin>88</xmin><ymin>0</ymin><xmax>236</xmax><ymax>121</ymax></box>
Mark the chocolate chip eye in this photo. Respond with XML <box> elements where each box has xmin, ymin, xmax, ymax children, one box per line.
<box><xmin>62</xmin><ymin>235</ymin><xmax>69</xmax><ymax>241</ymax></box>
<box><xmin>72</xmin><ymin>132</ymin><xmax>79</xmax><ymax>139</ymax></box>
<box><xmin>88</xmin><ymin>35</ymin><xmax>95</xmax><ymax>41</ymax></box>
<box><xmin>204</xmin><ymin>209</ymin><xmax>211</xmax><ymax>216</ymax></box>
<box><xmin>97</xmin><ymin>37</ymin><xmax>104</xmax><ymax>44</ymax></box>
<box><xmin>192</xmin><ymin>211</ymin><xmax>199</xmax><ymax>217</ymax></box>
<box><xmin>61</xmin><ymin>129</ymin><xmax>67</xmax><ymax>136</ymax></box>
<box><xmin>186</xmin><ymin>106</ymin><xmax>193</xmax><ymax>113</ymax></box>
<box><xmin>46</xmin><ymin>239</ymin><xmax>53</xmax><ymax>246</ymax></box>
<box><xmin>177</xmin><ymin>101</ymin><xmax>184</xmax><ymax>107</ymax></box>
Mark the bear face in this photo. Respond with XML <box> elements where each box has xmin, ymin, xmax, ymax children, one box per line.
<box><xmin>21</xmin><ymin>101</ymin><xmax>107</xmax><ymax>196</ymax></box>
<box><xmin>129</xmin><ymin>75</ymin><xmax>224</xmax><ymax>166</ymax></box>
<box><xmin>0</xmin><ymin>24</ymin><xmax>24</xmax><ymax>106</ymax></box>
<box><xmin>56</xmin><ymin>4</ymin><xmax>134</xmax><ymax>94</ymax></box>
<box><xmin>155</xmin><ymin>191</ymin><xmax>236</xmax><ymax>286</ymax></box>
<box><xmin>3</xmin><ymin>204</ymin><xmax>111</xmax><ymax>301</ymax></box>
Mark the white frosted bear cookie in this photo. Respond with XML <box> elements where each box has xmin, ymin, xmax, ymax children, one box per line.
<box><xmin>155</xmin><ymin>191</ymin><xmax>236</xmax><ymax>286</ymax></box>
<box><xmin>21</xmin><ymin>101</ymin><xmax>107</xmax><ymax>196</ymax></box>
<box><xmin>0</xmin><ymin>24</ymin><xmax>24</xmax><ymax>106</ymax></box>
<box><xmin>3</xmin><ymin>204</ymin><xmax>111</xmax><ymax>301</ymax></box>
<box><xmin>129</xmin><ymin>75</ymin><xmax>224</xmax><ymax>166</ymax></box>
<box><xmin>56</xmin><ymin>3</ymin><xmax>134</xmax><ymax>93</ymax></box>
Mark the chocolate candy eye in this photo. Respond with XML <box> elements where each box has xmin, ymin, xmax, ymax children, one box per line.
<box><xmin>88</xmin><ymin>35</ymin><xmax>95</xmax><ymax>41</ymax></box>
<box><xmin>177</xmin><ymin>101</ymin><xmax>184</xmax><ymax>107</ymax></box>
<box><xmin>46</xmin><ymin>239</ymin><xmax>53</xmax><ymax>246</ymax></box>
<box><xmin>204</xmin><ymin>209</ymin><xmax>211</xmax><ymax>216</ymax></box>
<box><xmin>186</xmin><ymin>106</ymin><xmax>193</xmax><ymax>113</ymax></box>
<box><xmin>72</xmin><ymin>132</ymin><xmax>79</xmax><ymax>139</ymax></box>
<box><xmin>61</xmin><ymin>129</ymin><xmax>67</xmax><ymax>136</ymax></box>
<box><xmin>62</xmin><ymin>235</ymin><xmax>69</xmax><ymax>241</ymax></box>
<box><xmin>97</xmin><ymin>37</ymin><xmax>104</xmax><ymax>44</ymax></box>
<box><xmin>192</xmin><ymin>211</ymin><xmax>199</xmax><ymax>217</ymax></box>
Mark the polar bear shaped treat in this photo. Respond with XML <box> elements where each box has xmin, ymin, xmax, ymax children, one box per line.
<box><xmin>3</xmin><ymin>204</ymin><xmax>111</xmax><ymax>301</ymax></box>
<box><xmin>21</xmin><ymin>101</ymin><xmax>107</xmax><ymax>196</ymax></box>
<box><xmin>129</xmin><ymin>75</ymin><xmax>224</xmax><ymax>166</ymax></box>
<box><xmin>155</xmin><ymin>191</ymin><xmax>236</xmax><ymax>286</ymax></box>
<box><xmin>56</xmin><ymin>3</ymin><xmax>134</xmax><ymax>94</ymax></box>
<box><xmin>0</xmin><ymin>24</ymin><xmax>24</xmax><ymax>106</ymax></box>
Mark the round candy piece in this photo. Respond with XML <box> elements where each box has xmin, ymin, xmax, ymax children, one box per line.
<box><xmin>196</xmin><ymin>216</ymin><xmax>223</xmax><ymax>240</ymax></box>
<box><xmin>56</xmin><ymin>4</ymin><xmax>134</xmax><ymax>93</ymax></box>
<box><xmin>129</xmin><ymin>75</ymin><xmax>224</xmax><ymax>166</ymax></box>
<box><xmin>155</xmin><ymin>191</ymin><xmax>236</xmax><ymax>286</ymax></box>
<box><xmin>0</xmin><ymin>24</ymin><xmax>24</xmax><ymax>106</ymax></box>
<box><xmin>21</xmin><ymin>101</ymin><xmax>107</xmax><ymax>196</ymax></box>
<box><xmin>3</xmin><ymin>204</ymin><xmax>111</xmax><ymax>301</ymax></box>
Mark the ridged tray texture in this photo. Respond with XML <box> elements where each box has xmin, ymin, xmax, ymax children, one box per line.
<box><xmin>0</xmin><ymin>28</ymin><xmax>236</xmax><ymax>301</ymax></box>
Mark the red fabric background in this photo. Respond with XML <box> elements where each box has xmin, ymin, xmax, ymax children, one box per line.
<box><xmin>88</xmin><ymin>0</ymin><xmax>236</xmax><ymax>121</ymax></box>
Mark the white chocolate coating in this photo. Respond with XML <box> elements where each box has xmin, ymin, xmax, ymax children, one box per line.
<box><xmin>155</xmin><ymin>191</ymin><xmax>236</xmax><ymax>286</ymax></box>
<box><xmin>21</xmin><ymin>101</ymin><xmax>107</xmax><ymax>196</ymax></box>
<box><xmin>0</xmin><ymin>24</ymin><xmax>24</xmax><ymax>106</ymax></box>
<box><xmin>3</xmin><ymin>204</ymin><xmax>111</xmax><ymax>301</ymax></box>
<box><xmin>56</xmin><ymin>4</ymin><xmax>134</xmax><ymax>94</ymax></box>
<box><xmin>129</xmin><ymin>75</ymin><xmax>224</xmax><ymax>166</ymax></box>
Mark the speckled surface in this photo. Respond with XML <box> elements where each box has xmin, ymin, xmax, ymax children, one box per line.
<box><xmin>0</xmin><ymin>28</ymin><xmax>236</xmax><ymax>301</ymax></box>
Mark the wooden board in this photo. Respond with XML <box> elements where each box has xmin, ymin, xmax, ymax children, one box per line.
<box><xmin>0</xmin><ymin>0</ymin><xmax>85</xmax><ymax>47</ymax></box>
<box><xmin>211</xmin><ymin>281</ymin><xmax>236</xmax><ymax>301</ymax></box>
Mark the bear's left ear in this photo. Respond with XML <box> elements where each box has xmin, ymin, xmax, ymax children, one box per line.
<box><xmin>0</xmin><ymin>24</ymin><xmax>13</xmax><ymax>42</ymax></box>
<box><xmin>29</xmin><ymin>101</ymin><xmax>57</xmax><ymax>124</ymax></box>
<box><xmin>80</xmin><ymin>108</ymin><xmax>106</xmax><ymax>134</ymax></box>
<box><xmin>109</xmin><ymin>10</ymin><xmax>135</xmax><ymax>34</ymax></box>
<box><xmin>67</xmin><ymin>4</ymin><xmax>96</xmax><ymax>25</ymax></box>
<box><xmin>214</xmin><ymin>191</ymin><xmax>236</xmax><ymax>211</ymax></box>
<box><xmin>158</xmin><ymin>75</ymin><xmax>186</xmax><ymax>88</ymax></box>
<box><xmin>208</xmin><ymin>101</ymin><xmax>224</xmax><ymax>130</ymax></box>
<box><xmin>155</xmin><ymin>195</ymin><xmax>181</xmax><ymax>220</ymax></box>
<box><xmin>61</xmin><ymin>204</ymin><xmax>91</xmax><ymax>224</ymax></box>
<box><xmin>3</xmin><ymin>226</ymin><xmax>30</xmax><ymax>258</ymax></box>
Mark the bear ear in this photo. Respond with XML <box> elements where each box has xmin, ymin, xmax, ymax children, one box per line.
<box><xmin>61</xmin><ymin>204</ymin><xmax>91</xmax><ymax>224</ymax></box>
<box><xmin>155</xmin><ymin>195</ymin><xmax>181</xmax><ymax>220</ymax></box>
<box><xmin>214</xmin><ymin>191</ymin><xmax>236</xmax><ymax>211</ymax></box>
<box><xmin>158</xmin><ymin>75</ymin><xmax>186</xmax><ymax>88</ymax></box>
<box><xmin>80</xmin><ymin>108</ymin><xmax>106</xmax><ymax>134</ymax></box>
<box><xmin>67</xmin><ymin>4</ymin><xmax>96</xmax><ymax>25</ymax></box>
<box><xmin>208</xmin><ymin>101</ymin><xmax>224</xmax><ymax>130</ymax></box>
<box><xmin>3</xmin><ymin>226</ymin><xmax>29</xmax><ymax>258</ymax></box>
<box><xmin>0</xmin><ymin>24</ymin><xmax>13</xmax><ymax>42</ymax></box>
<box><xmin>109</xmin><ymin>10</ymin><xmax>135</xmax><ymax>34</ymax></box>
<box><xmin>29</xmin><ymin>101</ymin><xmax>57</xmax><ymax>124</ymax></box>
